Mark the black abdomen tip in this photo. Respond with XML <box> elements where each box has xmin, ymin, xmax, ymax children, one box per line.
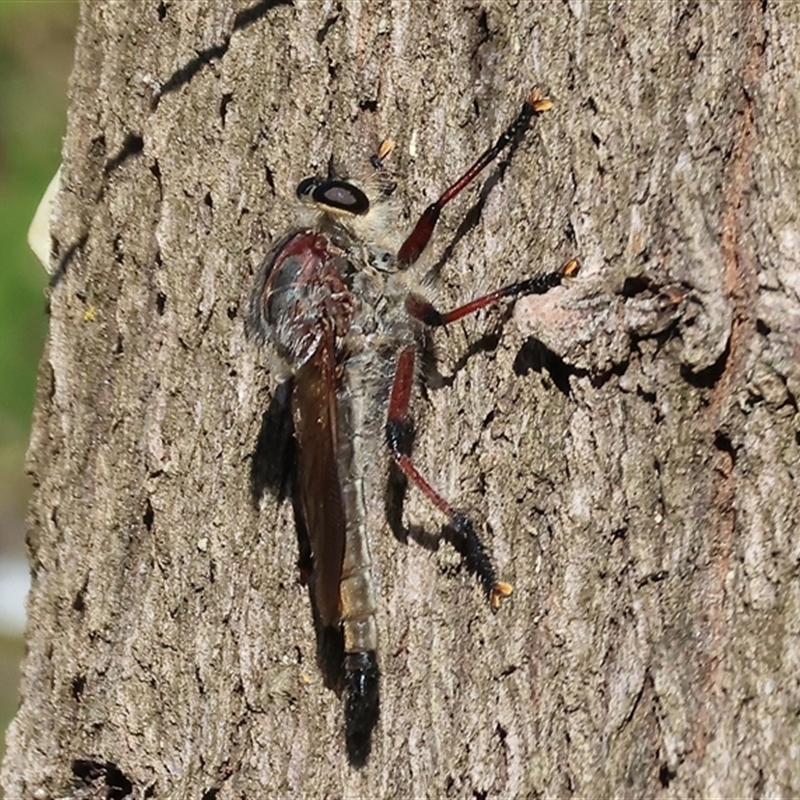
<box><xmin>343</xmin><ymin>651</ymin><xmax>380</xmax><ymax>767</ymax></box>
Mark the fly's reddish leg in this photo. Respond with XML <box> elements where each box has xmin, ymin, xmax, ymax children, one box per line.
<box><xmin>397</xmin><ymin>89</ymin><xmax>552</xmax><ymax>267</ymax></box>
<box><xmin>385</xmin><ymin>347</ymin><xmax>512</xmax><ymax>610</ymax></box>
<box><xmin>393</xmin><ymin>259</ymin><xmax>578</xmax><ymax>606</ymax></box>
<box><xmin>406</xmin><ymin>259</ymin><xmax>579</xmax><ymax>327</ymax></box>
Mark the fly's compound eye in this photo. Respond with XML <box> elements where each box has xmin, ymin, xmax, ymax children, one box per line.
<box><xmin>297</xmin><ymin>177</ymin><xmax>322</xmax><ymax>200</ymax></box>
<box><xmin>297</xmin><ymin>177</ymin><xmax>370</xmax><ymax>216</ymax></box>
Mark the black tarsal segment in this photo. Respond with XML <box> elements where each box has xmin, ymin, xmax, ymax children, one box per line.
<box><xmin>504</xmin><ymin>271</ymin><xmax>563</xmax><ymax>299</ymax></box>
<box><xmin>344</xmin><ymin>651</ymin><xmax>380</xmax><ymax>767</ymax></box>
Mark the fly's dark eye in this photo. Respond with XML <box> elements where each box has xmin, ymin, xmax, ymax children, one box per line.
<box><xmin>312</xmin><ymin>180</ymin><xmax>370</xmax><ymax>215</ymax></box>
<box><xmin>297</xmin><ymin>177</ymin><xmax>321</xmax><ymax>199</ymax></box>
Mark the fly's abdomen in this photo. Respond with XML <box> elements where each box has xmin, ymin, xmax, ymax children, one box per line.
<box><xmin>340</xmin><ymin>522</ymin><xmax>380</xmax><ymax>767</ymax></box>
<box><xmin>336</xmin><ymin>368</ymin><xmax>384</xmax><ymax>764</ymax></box>
<box><xmin>340</xmin><ymin>568</ymin><xmax>378</xmax><ymax>654</ymax></box>
<box><xmin>343</xmin><ymin>650</ymin><xmax>379</xmax><ymax>766</ymax></box>
<box><xmin>338</xmin><ymin>415</ymin><xmax>379</xmax><ymax>657</ymax></box>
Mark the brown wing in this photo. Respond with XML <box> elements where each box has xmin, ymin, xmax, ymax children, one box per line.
<box><xmin>291</xmin><ymin>329</ymin><xmax>345</xmax><ymax>627</ymax></box>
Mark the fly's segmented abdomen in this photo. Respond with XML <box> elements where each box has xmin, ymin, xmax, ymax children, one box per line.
<box><xmin>336</xmin><ymin>362</ymin><xmax>384</xmax><ymax>764</ymax></box>
<box><xmin>336</xmin><ymin>359</ymin><xmax>381</xmax><ymax>656</ymax></box>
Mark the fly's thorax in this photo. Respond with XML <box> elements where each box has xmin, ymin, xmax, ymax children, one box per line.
<box><xmin>250</xmin><ymin>228</ymin><xmax>357</xmax><ymax>370</ymax></box>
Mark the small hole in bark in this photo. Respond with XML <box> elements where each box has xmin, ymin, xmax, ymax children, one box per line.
<box><xmin>622</xmin><ymin>275</ymin><xmax>651</xmax><ymax>296</ymax></box>
<box><xmin>72</xmin><ymin>760</ymin><xmax>133</xmax><ymax>799</ymax></box>
<box><xmin>143</xmin><ymin>498</ymin><xmax>155</xmax><ymax>531</ymax></box>
<box><xmin>714</xmin><ymin>432</ymin><xmax>735</xmax><ymax>461</ymax></box>
<box><xmin>316</xmin><ymin>13</ymin><xmax>339</xmax><ymax>44</ymax></box>
<box><xmin>220</xmin><ymin>93</ymin><xmax>233</xmax><ymax>125</ymax></box>
<box><xmin>659</xmin><ymin>763</ymin><xmax>676</xmax><ymax>786</ymax></box>
<box><xmin>71</xmin><ymin>674</ymin><xmax>86</xmax><ymax>700</ymax></box>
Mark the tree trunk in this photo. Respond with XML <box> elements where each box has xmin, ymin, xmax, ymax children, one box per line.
<box><xmin>4</xmin><ymin>0</ymin><xmax>800</xmax><ymax>797</ymax></box>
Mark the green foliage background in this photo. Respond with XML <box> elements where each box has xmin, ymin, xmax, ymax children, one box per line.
<box><xmin>0</xmin><ymin>0</ymin><xmax>78</xmax><ymax>770</ymax></box>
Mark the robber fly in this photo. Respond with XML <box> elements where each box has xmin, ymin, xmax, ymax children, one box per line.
<box><xmin>248</xmin><ymin>88</ymin><xmax>578</xmax><ymax>764</ymax></box>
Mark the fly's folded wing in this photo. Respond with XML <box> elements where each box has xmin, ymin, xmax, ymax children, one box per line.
<box><xmin>291</xmin><ymin>329</ymin><xmax>346</xmax><ymax>627</ymax></box>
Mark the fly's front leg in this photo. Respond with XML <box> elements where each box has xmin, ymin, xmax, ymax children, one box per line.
<box><xmin>397</xmin><ymin>88</ymin><xmax>552</xmax><ymax>267</ymax></box>
<box><xmin>385</xmin><ymin>347</ymin><xmax>512</xmax><ymax>610</ymax></box>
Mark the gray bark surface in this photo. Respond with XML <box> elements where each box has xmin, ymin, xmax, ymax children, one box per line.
<box><xmin>3</xmin><ymin>0</ymin><xmax>800</xmax><ymax>797</ymax></box>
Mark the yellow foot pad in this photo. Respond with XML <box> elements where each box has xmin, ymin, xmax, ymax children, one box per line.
<box><xmin>372</xmin><ymin>139</ymin><xmax>396</xmax><ymax>170</ymax></box>
<box><xmin>560</xmin><ymin>258</ymin><xmax>580</xmax><ymax>278</ymax></box>
<box><xmin>490</xmin><ymin>581</ymin><xmax>514</xmax><ymax>611</ymax></box>
<box><xmin>529</xmin><ymin>88</ymin><xmax>553</xmax><ymax>113</ymax></box>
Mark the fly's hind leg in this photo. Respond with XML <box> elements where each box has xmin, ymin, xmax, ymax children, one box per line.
<box><xmin>385</xmin><ymin>347</ymin><xmax>512</xmax><ymax>610</ymax></box>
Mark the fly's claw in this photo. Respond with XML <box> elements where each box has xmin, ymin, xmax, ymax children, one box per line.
<box><xmin>490</xmin><ymin>581</ymin><xmax>514</xmax><ymax>611</ymax></box>
<box><xmin>378</xmin><ymin>139</ymin><xmax>395</xmax><ymax>162</ymax></box>
<box><xmin>371</xmin><ymin>139</ymin><xmax>396</xmax><ymax>171</ymax></box>
<box><xmin>528</xmin><ymin>88</ymin><xmax>553</xmax><ymax>114</ymax></box>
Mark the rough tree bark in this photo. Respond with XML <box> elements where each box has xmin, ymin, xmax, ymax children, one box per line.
<box><xmin>3</xmin><ymin>0</ymin><xmax>800</xmax><ymax>797</ymax></box>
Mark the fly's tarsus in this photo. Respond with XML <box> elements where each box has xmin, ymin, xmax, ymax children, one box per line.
<box><xmin>449</xmin><ymin>512</ymin><xmax>513</xmax><ymax>612</ymax></box>
<box><xmin>371</xmin><ymin>138</ymin><xmax>395</xmax><ymax>171</ymax></box>
<box><xmin>491</xmin><ymin>582</ymin><xmax>514</xmax><ymax>611</ymax></box>
<box><xmin>406</xmin><ymin>259</ymin><xmax>580</xmax><ymax>328</ymax></box>
<box><xmin>527</xmin><ymin>87</ymin><xmax>553</xmax><ymax>113</ymax></box>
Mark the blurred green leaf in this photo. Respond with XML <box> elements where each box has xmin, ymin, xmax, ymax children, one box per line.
<box><xmin>0</xmin><ymin>2</ymin><xmax>76</xmax><ymax>506</ymax></box>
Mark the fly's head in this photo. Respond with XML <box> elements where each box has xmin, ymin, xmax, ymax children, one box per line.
<box><xmin>295</xmin><ymin>164</ymin><xmax>402</xmax><ymax>275</ymax></box>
